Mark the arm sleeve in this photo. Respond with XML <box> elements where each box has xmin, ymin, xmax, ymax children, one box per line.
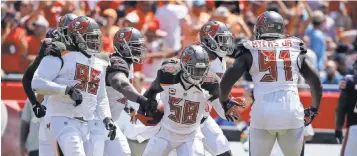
<box><xmin>210</xmin><ymin>99</ymin><xmax>226</xmax><ymax>120</ymax></box>
<box><xmin>96</xmin><ymin>71</ymin><xmax>111</xmax><ymax>120</ymax></box>
<box><xmin>22</xmin><ymin>40</ymin><xmax>51</xmax><ymax>105</ymax></box>
<box><xmin>336</xmin><ymin>78</ymin><xmax>350</xmax><ymax>129</ymax></box>
<box><xmin>32</xmin><ymin>56</ymin><xmax>67</xmax><ymax>95</ymax></box>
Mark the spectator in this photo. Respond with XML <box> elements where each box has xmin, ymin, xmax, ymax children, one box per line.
<box><xmin>123</xmin><ymin>12</ymin><xmax>139</xmax><ymax>28</ymax></box>
<box><xmin>155</xmin><ymin>1</ymin><xmax>188</xmax><ymax>53</ymax></box>
<box><xmin>20</xmin><ymin>99</ymin><xmax>40</xmax><ymax>156</ymax></box>
<box><xmin>132</xmin><ymin>1</ymin><xmax>154</xmax><ymax>31</ymax></box>
<box><xmin>330</xmin><ymin>2</ymin><xmax>352</xmax><ymax>31</ymax></box>
<box><xmin>143</xmin><ymin>19</ymin><xmax>174</xmax><ymax>80</ymax></box>
<box><xmin>317</xmin><ymin>2</ymin><xmax>337</xmax><ymax>40</ymax></box>
<box><xmin>21</xmin><ymin>16</ymin><xmax>48</xmax><ymax>67</ymax></box>
<box><xmin>320</xmin><ymin>60</ymin><xmax>343</xmax><ymax>84</ymax></box>
<box><xmin>1</xmin><ymin>12</ymin><xmax>27</xmax><ymax>73</ymax></box>
<box><xmin>101</xmin><ymin>8</ymin><xmax>120</xmax><ymax>53</ymax></box>
<box><xmin>334</xmin><ymin>53</ymin><xmax>349</xmax><ymax>76</ymax></box>
<box><xmin>181</xmin><ymin>0</ymin><xmax>210</xmax><ymax>48</ymax></box>
<box><xmin>305</xmin><ymin>10</ymin><xmax>326</xmax><ymax>71</ymax></box>
<box><xmin>133</xmin><ymin>72</ymin><xmax>146</xmax><ymax>94</ymax></box>
<box><xmin>14</xmin><ymin>1</ymin><xmax>34</xmax><ymax>19</ymax></box>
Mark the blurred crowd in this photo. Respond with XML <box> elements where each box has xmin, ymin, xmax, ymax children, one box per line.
<box><xmin>1</xmin><ymin>0</ymin><xmax>357</xmax><ymax>88</ymax></box>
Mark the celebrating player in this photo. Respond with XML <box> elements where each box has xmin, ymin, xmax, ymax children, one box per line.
<box><xmin>32</xmin><ymin>16</ymin><xmax>115</xmax><ymax>156</ymax></box>
<box><xmin>336</xmin><ymin>60</ymin><xmax>357</xmax><ymax>156</ymax></box>
<box><xmin>219</xmin><ymin>11</ymin><xmax>322</xmax><ymax>156</ymax></box>
<box><xmin>102</xmin><ymin>27</ymin><xmax>157</xmax><ymax>156</ymax></box>
<box><xmin>141</xmin><ymin>45</ymin><xmax>245</xmax><ymax>156</ymax></box>
<box><xmin>197</xmin><ymin>20</ymin><xmax>235</xmax><ymax>156</ymax></box>
<box><xmin>22</xmin><ymin>13</ymin><xmax>77</xmax><ymax>156</ymax></box>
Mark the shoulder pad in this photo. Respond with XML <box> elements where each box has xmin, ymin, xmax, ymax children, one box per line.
<box><xmin>45</xmin><ymin>41</ymin><xmax>67</xmax><ymax>57</ymax></box>
<box><xmin>107</xmin><ymin>53</ymin><xmax>130</xmax><ymax>77</ymax></box>
<box><xmin>160</xmin><ymin>58</ymin><xmax>181</xmax><ymax>74</ymax></box>
<box><xmin>230</xmin><ymin>40</ymin><xmax>250</xmax><ymax>58</ymax></box>
<box><xmin>157</xmin><ymin>58</ymin><xmax>181</xmax><ymax>85</ymax></box>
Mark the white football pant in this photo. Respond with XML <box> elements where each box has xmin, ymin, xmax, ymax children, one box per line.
<box><xmin>201</xmin><ymin>116</ymin><xmax>230</xmax><ymax>155</ymax></box>
<box><xmin>249</xmin><ymin>127</ymin><xmax>304</xmax><ymax>156</ymax></box>
<box><xmin>344</xmin><ymin>125</ymin><xmax>357</xmax><ymax>156</ymax></box>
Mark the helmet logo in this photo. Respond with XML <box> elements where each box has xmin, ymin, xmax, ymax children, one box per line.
<box><xmin>201</xmin><ymin>23</ymin><xmax>219</xmax><ymax>37</ymax></box>
<box><xmin>115</xmin><ymin>30</ymin><xmax>132</xmax><ymax>43</ymax></box>
<box><xmin>182</xmin><ymin>49</ymin><xmax>193</xmax><ymax>62</ymax></box>
<box><xmin>68</xmin><ymin>20</ymin><xmax>90</xmax><ymax>34</ymax></box>
<box><xmin>256</xmin><ymin>13</ymin><xmax>267</xmax><ymax>27</ymax></box>
<box><xmin>58</xmin><ymin>16</ymin><xmax>66</xmax><ymax>27</ymax></box>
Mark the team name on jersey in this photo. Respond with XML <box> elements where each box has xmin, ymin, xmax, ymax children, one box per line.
<box><xmin>252</xmin><ymin>40</ymin><xmax>292</xmax><ymax>48</ymax></box>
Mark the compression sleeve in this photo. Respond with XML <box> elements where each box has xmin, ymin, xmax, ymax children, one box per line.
<box><xmin>32</xmin><ymin>56</ymin><xmax>67</xmax><ymax>95</ymax></box>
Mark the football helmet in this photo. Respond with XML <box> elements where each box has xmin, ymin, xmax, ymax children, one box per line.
<box><xmin>113</xmin><ymin>27</ymin><xmax>147</xmax><ymax>63</ymax></box>
<box><xmin>46</xmin><ymin>28</ymin><xmax>59</xmax><ymax>39</ymax></box>
<box><xmin>67</xmin><ymin>16</ymin><xmax>102</xmax><ymax>53</ymax></box>
<box><xmin>180</xmin><ymin>45</ymin><xmax>210</xmax><ymax>85</ymax></box>
<box><xmin>199</xmin><ymin>20</ymin><xmax>234</xmax><ymax>57</ymax></box>
<box><xmin>57</xmin><ymin>13</ymin><xmax>78</xmax><ymax>45</ymax></box>
<box><xmin>254</xmin><ymin>11</ymin><xmax>285</xmax><ymax>40</ymax></box>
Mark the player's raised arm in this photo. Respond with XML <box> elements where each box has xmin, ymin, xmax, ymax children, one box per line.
<box><xmin>219</xmin><ymin>45</ymin><xmax>252</xmax><ymax>103</ymax></box>
<box><xmin>298</xmin><ymin>50</ymin><xmax>322</xmax><ymax>126</ymax></box>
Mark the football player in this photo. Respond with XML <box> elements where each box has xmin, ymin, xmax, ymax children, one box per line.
<box><xmin>197</xmin><ymin>20</ymin><xmax>234</xmax><ymax>156</ymax></box>
<box><xmin>21</xmin><ymin>13</ymin><xmax>77</xmax><ymax>156</ymax></box>
<box><xmin>141</xmin><ymin>45</ymin><xmax>245</xmax><ymax>156</ymax></box>
<box><xmin>219</xmin><ymin>11</ymin><xmax>322</xmax><ymax>156</ymax></box>
<box><xmin>32</xmin><ymin>16</ymin><xmax>115</xmax><ymax>156</ymax></box>
<box><xmin>102</xmin><ymin>27</ymin><xmax>157</xmax><ymax>156</ymax></box>
<box><xmin>336</xmin><ymin>60</ymin><xmax>357</xmax><ymax>156</ymax></box>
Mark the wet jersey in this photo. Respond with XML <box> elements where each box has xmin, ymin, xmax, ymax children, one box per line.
<box><xmin>105</xmin><ymin>53</ymin><xmax>134</xmax><ymax>121</ymax></box>
<box><xmin>242</xmin><ymin>37</ymin><xmax>305</xmax><ymax>129</ymax></box>
<box><xmin>32</xmin><ymin>51</ymin><xmax>110</xmax><ymax>120</ymax></box>
<box><xmin>155</xmin><ymin>58</ymin><xmax>220</xmax><ymax>135</ymax></box>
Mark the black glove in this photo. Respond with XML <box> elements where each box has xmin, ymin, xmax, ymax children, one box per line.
<box><xmin>304</xmin><ymin>107</ymin><xmax>318</xmax><ymax>126</ymax></box>
<box><xmin>147</xmin><ymin>110</ymin><xmax>164</xmax><ymax>125</ymax></box>
<box><xmin>103</xmin><ymin>117</ymin><xmax>116</xmax><ymax>141</ymax></box>
<box><xmin>300</xmin><ymin>42</ymin><xmax>307</xmax><ymax>54</ymax></box>
<box><xmin>124</xmin><ymin>104</ymin><xmax>135</xmax><ymax>114</ymax></box>
<box><xmin>32</xmin><ymin>103</ymin><xmax>46</xmax><ymax>118</ymax></box>
<box><xmin>45</xmin><ymin>41</ymin><xmax>67</xmax><ymax>57</ymax></box>
<box><xmin>335</xmin><ymin>129</ymin><xmax>343</xmax><ymax>144</ymax></box>
<box><xmin>222</xmin><ymin>97</ymin><xmax>246</xmax><ymax>122</ymax></box>
<box><xmin>65</xmin><ymin>86</ymin><xmax>83</xmax><ymax>107</ymax></box>
<box><xmin>137</xmin><ymin>96</ymin><xmax>158</xmax><ymax>117</ymax></box>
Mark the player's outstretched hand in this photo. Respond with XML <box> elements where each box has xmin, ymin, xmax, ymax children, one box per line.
<box><xmin>103</xmin><ymin>117</ymin><xmax>117</xmax><ymax>141</ymax></box>
<box><xmin>32</xmin><ymin>103</ymin><xmax>46</xmax><ymax>118</ymax></box>
<box><xmin>335</xmin><ymin>129</ymin><xmax>343</xmax><ymax>144</ymax></box>
<box><xmin>222</xmin><ymin>97</ymin><xmax>246</xmax><ymax>122</ymax></box>
<box><xmin>65</xmin><ymin>86</ymin><xmax>83</xmax><ymax>107</ymax></box>
<box><xmin>304</xmin><ymin>107</ymin><xmax>318</xmax><ymax>126</ymax></box>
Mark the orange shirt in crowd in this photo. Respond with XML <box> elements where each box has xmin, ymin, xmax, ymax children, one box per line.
<box><xmin>132</xmin><ymin>9</ymin><xmax>154</xmax><ymax>31</ymax></box>
<box><xmin>181</xmin><ymin>12</ymin><xmax>210</xmax><ymax>48</ymax></box>
<box><xmin>43</xmin><ymin>2</ymin><xmax>62</xmax><ymax>28</ymax></box>
<box><xmin>102</xmin><ymin>35</ymin><xmax>114</xmax><ymax>53</ymax></box>
<box><xmin>24</xmin><ymin>36</ymin><xmax>42</xmax><ymax>56</ymax></box>
<box><xmin>97</xmin><ymin>0</ymin><xmax>123</xmax><ymax>15</ymax></box>
<box><xmin>1</xmin><ymin>27</ymin><xmax>26</xmax><ymax>73</ymax></box>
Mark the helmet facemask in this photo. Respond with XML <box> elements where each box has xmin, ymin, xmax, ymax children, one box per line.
<box><xmin>202</xmin><ymin>31</ymin><xmax>234</xmax><ymax>57</ymax></box>
<box><xmin>115</xmin><ymin>37</ymin><xmax>147</xmax><ymax>63</ymax></box>
<box><xmin>69</xmin><ymin>29</ymin><xmax>102</xmax><ymax>53</ymax></box>
<box><xmin>58</xmin><ymin>26</ymin><xmax>71</xmax><ymax>45</ymax></box>
<box><xmin>182</xmin><ymin>62</ymin><xmax>210</xmax><ymax>85</ymax></box>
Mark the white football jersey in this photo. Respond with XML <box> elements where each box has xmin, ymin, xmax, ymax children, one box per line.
<box><xmin>160</xmin><ymin>83</ymin><xmax>211</xmax><ymax>135</ymax></box>
<box><xmin>35</xmin><ymin>52</ymin><xmax>109</xmax><ymax>120</ymax></box>
<box><xmin>243</xmin><ymin>38</ymin><xmax>305</xmax><ymax>129</ymax></box>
